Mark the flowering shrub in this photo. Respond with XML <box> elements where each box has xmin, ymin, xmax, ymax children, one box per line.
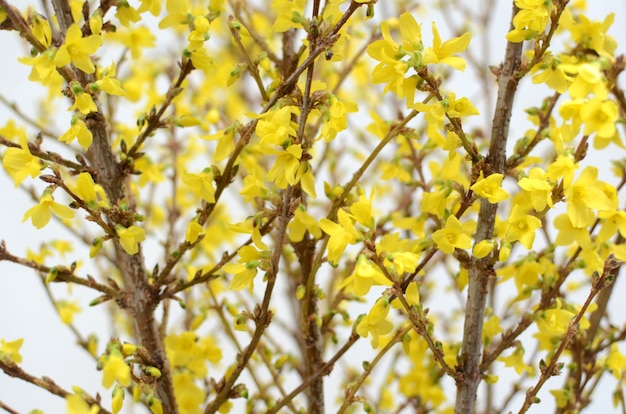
<box><xmin>1</xmin><ymin>0</ymin><xmax>626</xmax><ymax>413</ymax></box>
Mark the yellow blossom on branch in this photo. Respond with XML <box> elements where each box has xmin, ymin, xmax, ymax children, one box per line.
<box><xmin>182</xmin><ymin>169</ymin><xmax>216</xmax><ymax>203</ymax></box>
<box><xmin>503</xmin><ymin>205</ymin><xmax>541</xmax><ymax>249</ymax></box>
<box><xmin>339</xmin><ymin>254</ymin><xmax>392</xmax><ymax>296</ymax></box>
<box><xmin>101</xmin><ymin>350</ymin><xmax>131</xmax><ymax>388</ymax></box>
<box><xmin>565</xmin><ymin>166</ymin><xmax>614</xmax><ymax>228</ymax></box>
<box><xmin>59</xmin><ymin>117</ymin><xmax>93</xmax><ymax>150</ymax></box>
<box><xmin>23</xmin><ymin>192</ymin><xmax>75</xmax><ymax>229</ymax></box>
<box><xmin>116</xmin><ymin>225</ymin><xmax>146</xmax><ymax>255</ymax></box>
<box><xmin>54</xmin><ymin>24</ymin><xmax>102</xmax><ymax>74</ymax></box>
<box><xmin>423</xmin><ymin>22</ymin><xmax>471</xmax><ymax>71</ymax></box>
<box><xmin>432</xmin><ymin>215</ymin><xmax>472</xmax><ymax>254</ymax></box>
<box><xmin>66</xmin><ymin>394</ymin><xmax>99</xmax><ymax>414</ymax></box>
<box><xmin>518</xmin><ymin>167</ymin><xmax>554</xmax><ymax>212</ymax></box>
<box><xmin>356</xmin><ymin>298</ymin><xmax>394</xmax><ymax>348</ymax></box>
<box><xmin>2</xmin><ymin>138</ymin><xmax>42</xmax><ymax>187</ymax></box>
<box><xmin>0</xmin><ymin>338</ymin><xmax>24</xmax><ymax>364</ymax></box>
<box><xmin>470</xmin><ymin>172</ymin><xmax>509</xmax><ymax>204</ymax></box>
<box><xmin>159</xmin><ymin>0</ymin><xmax>193</xmax><ymax>29</ymax></box>
<box><xmin>56</xmin><ymin>300</ymin><xmax>82</xmax><ymax>324</ymax></box>
<box><xmin>319</xmin><ymin>209</ymin><xmax>362</xmax><ymax>265</ymax></box>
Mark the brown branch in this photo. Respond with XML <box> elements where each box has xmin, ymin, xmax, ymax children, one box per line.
<box><xmin>266</xmin><ymin>333</ymin><xmax>360</xmax><ymax>414</ymax></box>
<box><xmin>0</xmin><ymin>240</ymin><xmax>119</xmax><ymax>297</ymax></box>
<box><xmin>203</xmin><ymin>186</ymin><xmax>295</xmax><ymax>414</ymax></box>
<box><xmin>455</xmin><ymin>4</ymin><xmax>523</xmax><ymax>414</ymax></box>
<box><xmin>516</xmin><ymin>255</ymin><xmax>621</xmax><ymax>413</ymax></box>
<box><xmin>0</xmin><ymin>359</ymin><xmax>111</xmax><ymax>414</ymax></box>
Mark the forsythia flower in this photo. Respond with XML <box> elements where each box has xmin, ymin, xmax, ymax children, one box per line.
<box><xmin>159</xmin><ymin>0</ymin><xmax>192</xmax><ymax>28</ymax></box>
<box><xmin>432</xmin><ymin>215</ymin><xmax>472</xmax><ymax>254</ymax></box>
<box><xmin>266</xmin><ymin>144</ymin><xmax>303</xmax><ymax>187</ymax></box>
<box><xmin>182</xmin><ymin>169</ymin><xmax>216</xmax><ymax>203</ymax></box>
<box><xmin>57</xmin><ymin>300</ymin><xmax>81</xmax><ymax>324</ymax></box>
<box><xmin>356</xmin><ymin>298</ymin><xmax>394</xmax><ymax>348</ymax></box>
<box><xmin>272</xmin><ymin>0</ymin><xmax>306</xmax><ymax>32</ymax></box>
<box><xmin>503</xmin><ymin>205</ymin><xmax>542</xmax><ymax>249</ymax></box>
<box><xmin>23</xmin><ymin>192</ymin><xmax>75</xmax><ymax>229</ymax></box>
<box><xmin>518</xmin><ymin>167</ymin><xmax>554</xmax><ymax>212</ymax></box>
<box><xmin>288</xmin><ymin>207</ymin><xmax>322</xmax><ymax>242</ymax></box>
<box><xmin>320</xmin><ymin>96</ymin><xmax>359</xmax><ymax>141</ymax></box>
<box><xmin>68</xmin><ymin>85</ymin><xmax>98</xmax><ymax>114</ymax></box>
<box><xmin>66</xmin><ymin>394</ymin><xmax>99</xmax><ymax>414</ymax></box>
<box><xmin>0</xmin><ymin>338</ymin><xmax>24</xmax><ymax>363</ymax></box>
<box><xmin>59</xmin><ymin>117</ymin><xmax>93</xmax><ymax>149</ymax></box>
<box><xmin>116</xmin><ymin>225</ymin><xmax>146</xmax><ymax>255</ymax></box>
<box><xmin>423</xmin><ymin>22</ymin><xmax>472</xmax><ymax>70</ymax></box>
<box><xmin>506</xmin><ymin>0</ymin><xmax>552</xmax><ymax>42</ymax></box>
<box><xmin>339</xmin><ymin>254</ymin><xmax>392</xmax><ymax>296</ymax></box>
<box><xmin>55</xmin><ymin>24</ymin><xmax>102</xmax><ymax>74</ymax></box>
<box><xmin>319</xmin><ymin>209</ymin><xmax>362</xmax><ymax>264</ymax></box>
<box><xmin>565</xmin><ymin>166</ymin><xmax>614</xmax><ymax>228</ymax></box>
<box><xmin>112</xmin><ymin>387</ymin><xmax>124</xmax><ymax>414</ymax></box>
<box><xmin>2</xmin><ymin>138</ymin><xmax>42</xmax><ymax>187</ymax></box>
<box><xmin>102</xmin><ymin>351</ymin><xmax>131</xmax><ymax>388</ymax></box>
<box><xmin>470</xmin><ymin>172</ymin><xmax>509</xmax><ymax>204</ymax></box>
<box><xmin>71</xmin><ymin>172</ymin><xmax>109</xmax><ymax>208</ymax></box>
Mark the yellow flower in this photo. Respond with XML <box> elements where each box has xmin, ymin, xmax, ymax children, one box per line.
<box><xmin>93</xmin><ymin>63</ymin><xmax>125</xmax><ymax>96</ymax></box>
<box><xmin>565</xmin><ymin>166</ymin><xmax>614</xmax><ymax>228</ymax></box>
<box><xmin>320</xmin><ymin>96</ymin><xmax>358</xmax><ymax>142</ymax></box>
<box><xmin>339</xmin><ymin>254</ymin><xmax>392</xmax><ymax>296</ymax></box>
<box><xmin>432</xmin><ymin>215</ymin><xmax>472</xmax><ymax>254</ymax></box>
<box><xmin>138</xmin><ymin>0</ymin><xmax>161</xmax><ymax>16</ymax></box>
<box><xmin>266</xmin><ymin>144</ymin><xmax>303</xmax><ymax>187</ymax></box>
<box><xmin>112</xmin><ymin>387</ymin><xmax>125</xmax><ymax>414</ymax></box>
<box><xmin>57</xmin><ymin>300</ymin><xmax>81</xmax><ymax>324</ymax></box>
<box><xmin>102</xmin><ymin>351</ymin><xmax>131</xmax><ymax>388</ymax></box>
<box><xmin>423</xmin><ymin>22</ymin><xmax>471</xmax><ymax>71</ymax></box>
<box><xmin>503</xmin><ymin>205</ymin><xmax>541</xmax><ymax>249</ymax></box>
<box><xmin>59</xmin><ymin>118</ymin><xmax>93</xmax><ymax>149</ymax></box>
<box><xmin>498</xmin><ymin>345</ymin><xmax>534</xmax><ymax>375</ymax></box>
<box><xmin>472</xmin><ymin>239</ymin><xmax>495</xmax><ymax>258</ymax></box>
<box><xmin>55</xmin><ymin>24</ymin><xmax>102</xmax><ymax>74</ymax></box>
<box><xmin>506</xmin><ymin>0</ymin><xmax>552</xmax><ymax>42</ymax></box>
<box><xmin>71</xmin><ymin>172</ymin><xmax>109</xmax><ymax>208</ymax></box>
<box><xmin>115</xmin><ymin>1</ymin><xmax>141</xmax><ymax>27</ymax></box>
<box><xmin>356</xmin><ymin>298</ymin><xmax>394</xmax><ymax>348</ymax></box>
<box><xmin>202</xmin><ymin>127</ymin><xmax>236</xmax><ymax>162</ymax></box>
<box><xmin>0</xmin><ymin>338</ymin><xmax>24</xmax><ymax>364</ymax></box>
<box><xmin>23</xmin><ymin>192</ymin><xmax>75</xmax><ymax>229</ymax></box>
<box><xmin>66</xmin><ymin>394</ymin><xmax>99</xmax><ymax>414</ymax></box>
<box><xmin>2</xmin><ymin>139</ymin><xmax>42</xmax><ymax>187</ymax></box>
<box><xmin>319</xmin><ymin>209</ymin><xmax>361</xmax><ymax>264</ymax></box>
<box><xmin>185</xmin><ymin>220</ymin><xmax>204</xmax><ymax>244</ymax></box>
<box><xmin>445</xmin><ymin>93</ymin><xmax>480</xmax><ymax>118</ymax></box>
<box><xmin>68</xmin><ymin>84</ymin><xmax>98</xmax><ymax>114</ymax></box>
<box><xmin>30</xmin><ymin>12</ymin><xmax>52</xmax><ymax>47</ymax></box>
<box><xmin>116</xmin><ymin>225</ymin><xmax>146</xmax><ymax>255</ymax></box>
<box><xmin>256</xmin><ymin>106</ymin><xmax>299</xmax><ymax>149</ymax></box>
<box><xmin>470</xmin><ymin>172</ymin><xmax>509</xmax><ymax>204</ymax></box>
<box><xmin>190</xmin><ymin>47</ymin><xmax>213</xmax><ymax>72</ymax></box>
<box><xmin>518</xmin><ymin>167</ymin><xmax>553</xmax><ymax>212</ymax></box>
<box><xmin>580</xmin><ymin>97</ymin><xmax>618</xmax><ymax>138</ymax></box>
<box><xmin>173</xmin><ymin>371</ymin><xmax>205</xmax><ymax>414</ymax></box>
<box><xmin>106</xmin><ymin>26</ymin><xmax>156</xmax><ymax>59</ymax></box>
<box><xmin>182</xmin><ymin>169</ymin><xmax>216</xmax><ymax>203</ymax></box>
<box><xmin>224</xmin><ymin>245</ymin><xmax>263</xmax><ymax>291</ymax></box>
<box><xmin>188</xmin><ymin>15</ymin><xmax>210</xmax><ymax>52</ymax></box>
<box><xmin>288</xmin><ymin>207</ymin><xmax>322</xmax><ymax>242</ymax></box>
<box><xmin>159</xmin><ymin>0</ymin><xmax>193</xmax><ymax>29</ymax></box>
<box><xmin>607</xmin><ymin>343</ymin><xmax>626</xmax><ymax>380</ymax></box>
<box><xmin>272</xmin><ymin>0</ymin><xmax>306</xmax><ymax>32</ymax></box>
